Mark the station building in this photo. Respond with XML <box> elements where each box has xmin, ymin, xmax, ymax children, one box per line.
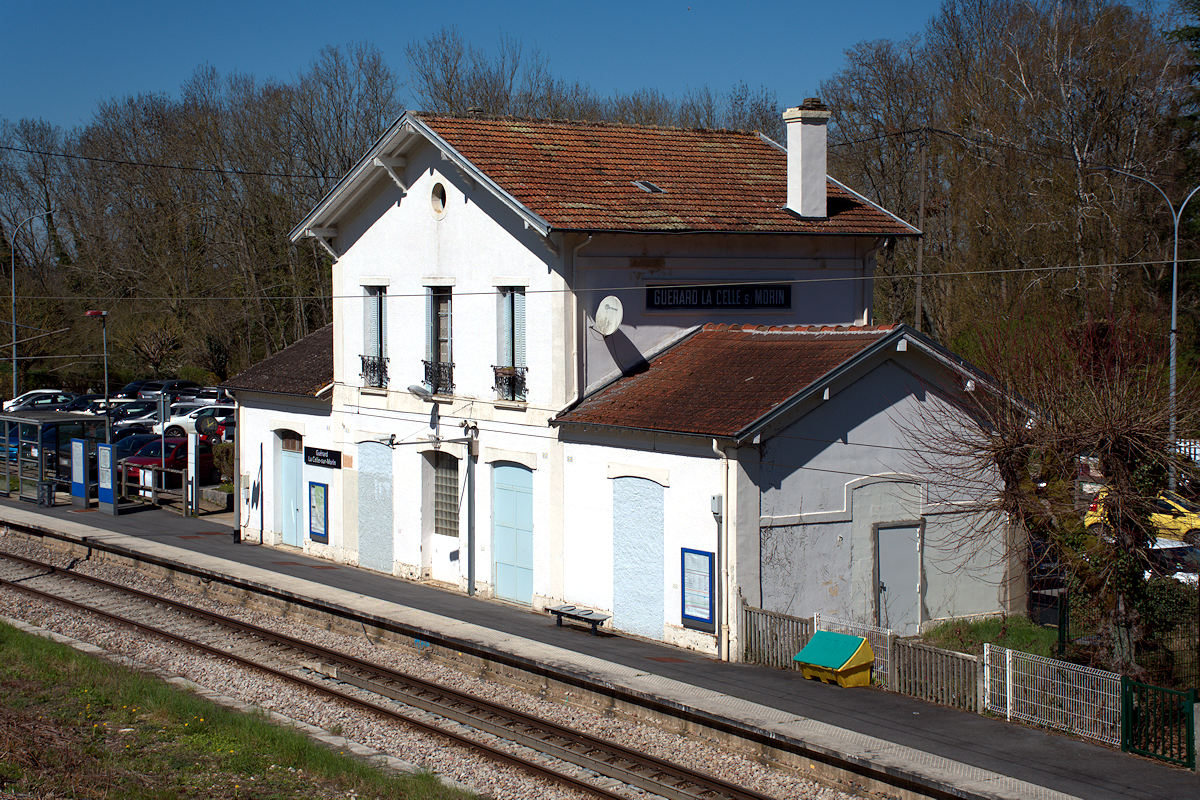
<box><xmin>226</xmin><ymin>102</ymin><xmax>1024</xmax><ymax>656</ymax></box>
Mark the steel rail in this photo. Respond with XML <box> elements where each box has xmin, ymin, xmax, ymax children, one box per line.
<box><xmin>0</xmin><ymin>556</ymin><xmax>627</xmax><ymax>800</ymax></box>
<box><xmin>0</xmin><ymin>551</ymin><xmax>782</xmax><ymax>800</ymax></box>
<box><xmin>0</xmin><ymin>520</ymin><xmax>953</xmax><ymax>800</ymax></box>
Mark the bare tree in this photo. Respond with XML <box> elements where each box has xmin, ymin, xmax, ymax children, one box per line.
<box><xmin>910</xmin><ymin>302</ymin><xmax>1198</xmax><ymax>675</ymax></box>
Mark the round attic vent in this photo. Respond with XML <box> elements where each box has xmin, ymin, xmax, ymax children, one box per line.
<box><xmin>431</xmin><ymin>182</ymin><xmax>447</xmax><ymax>215</ymax></box>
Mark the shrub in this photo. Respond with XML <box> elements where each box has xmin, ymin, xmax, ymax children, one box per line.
<box><xmin>212</xmin><ymin>442</ymin><xmax>235</xmax><ymax>482</ymax></box>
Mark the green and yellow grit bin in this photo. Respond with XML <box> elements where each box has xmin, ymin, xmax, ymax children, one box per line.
<box><xmin>792</xmin><ymin>631</ymin><xmax>874</xmax><ymax>687</ymax></box>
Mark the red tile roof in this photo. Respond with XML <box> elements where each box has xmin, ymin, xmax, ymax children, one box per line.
<box><xmin>555</xmin><ymin>323</ymin><xmax>900</xmax><ymax>437</ymax></box>
<box><xmin>417</xmin><ymin>115</ymin><xmax>916</xmax><ymax>236</ymax></box>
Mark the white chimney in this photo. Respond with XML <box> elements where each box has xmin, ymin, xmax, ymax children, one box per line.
<box><xmin>783</xmin><ymin>98</ymin><xmax>831</xmax><ymax>218</ymax></box>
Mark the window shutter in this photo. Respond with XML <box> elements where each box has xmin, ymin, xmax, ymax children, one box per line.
<box><xmin>379</xmin><ymin>287</ymin><xmax>387</xmax><ymax>359</ymax></box>
<box><xmin>425</xmin><ymin>287</ymin><xmax>433</xmax><ymax>363</ymax></box>
<box><xmin>513</xmin><ymin>289</ymin><xmax>526</xmax><ymax>368</ymax></box>
<box><xmin>498</xmin><ymin>289</ymin><xmax>513</xmax><ymax>367</ymax></box>
<box><xmin>363</xmin><ymin>288</ymin><xmax>380</xmax><ymax>358</ymax></box>
<box><xmin>443</xmin><ymin>290</ymin><xmax>453</xmax><ymax>365</ymax></box>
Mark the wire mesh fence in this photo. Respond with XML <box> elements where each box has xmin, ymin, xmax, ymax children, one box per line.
<box><xmin>814</xmin><ymin>612</ymin><xmax>895</xmax><ymax>684</ymax></box>
<box><xmin>984</xmin><ymin>643</ymin><xmax>1122</xmax><ymax>746</ymax></box>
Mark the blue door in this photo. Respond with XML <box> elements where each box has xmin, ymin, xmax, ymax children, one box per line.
<box><xmin>492</xmin><ymin>463</ymin><xmax>533</xmax><ymax>604</ymax></box>
<box><xmin>280</xmin><ymin>450</ymin><xmax>303</xmax><ymax>547</ymax></box>
<box><xmin>358</xmin><ymin>442</ymin><xmax>394</xmax><ymax>573</ymax></box>
<box><xmin>612</xmin><ymin>477</ymin><xmax>664</xmax><ymax>639</ymax></box>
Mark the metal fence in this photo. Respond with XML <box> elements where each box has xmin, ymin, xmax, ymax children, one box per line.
<box><xmin>1121</xmin><ymin>676</ymin><xmax>1197</xmax><ymax>767</ymax></box>
<box><xmin>892</xmin><ymin>639</ymin><xmax>981</xmax><ymax>712</ymax></box>
<box><xmin>984</xmin><ymin>643</ymin><xmax>1122</xmax><ymax>746</ymax></box>
<box><xmin>740</xmin><ymin>605</ymin><xmax>813</xmax><ymax>670</ymax></box>
<box><xmin>814</xmin><ymin>612</ymin><xmax>895</xmax><ymax>684</ymax></box>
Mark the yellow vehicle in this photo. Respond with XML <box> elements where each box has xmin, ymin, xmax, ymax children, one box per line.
<box><xmin>1084</xmin><ymin>489</ymin><xmax>1200</xmax><ymax>545</ymax></box>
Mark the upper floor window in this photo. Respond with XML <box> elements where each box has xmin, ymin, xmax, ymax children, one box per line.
<box><xmin>494</xmin><ymin>287</ymin><xmax>526</xmax><ymax>401</ymax></box>
<box><xmin>424</xmin><ymin>286</ymin><xmax>453</xmax><ymax>394</ymax></box>
<box><xmin>361</xmin><ymin>286</ymin><xmax>387</xmax><ymax>388</ymax></box>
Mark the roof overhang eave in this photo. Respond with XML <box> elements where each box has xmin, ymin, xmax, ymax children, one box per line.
<box><xmin>731</xmin><ymin>325</ymin><xmax>1004</xmax><ymax>445</ymax></box>
<box><xmin>288</xmin><ymin>113</ymin><xmax>553</xmax><ymax>244</ymax></box>
<box><xmin>551</xmin><ymin>417</ymin><xmax>731</xmax><ymax>440</ymax></box>
<box><xmin>550</xmin><ymin>225</ymin><xmax>919</xmax><ymax>237</ymax></box>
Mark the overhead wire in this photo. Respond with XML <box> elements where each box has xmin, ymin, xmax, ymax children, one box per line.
<box><xmin>10</xmin><ymin>254</ymin><xmax>1195</xmax><ymax>303</ymax></box>
<box><xmin>0</xmin><ymin>144</ymin><xmax>334</xmax><ymax>181</ymax></box>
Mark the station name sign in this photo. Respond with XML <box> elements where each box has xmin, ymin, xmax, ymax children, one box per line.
<box><xmin>304</xmin><ymin>447</ymin><xmax>341</xmax><ymax>469</ymax></box>
<box><xmin>646</xmin><ymin>284</ymin><xmax>791</xmax><ymax>310</ymax></box>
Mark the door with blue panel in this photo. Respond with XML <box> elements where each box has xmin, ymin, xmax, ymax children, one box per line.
<box><xmin>280</xmin><ymin>450</ymin><xmax>303</xmax><ymax>547</ymax></box>
<box><xmin>492</xmin><ymin>463</ymin><xmax>533</xmax><ymax>604</ymax></box>
<box><xmin>612</xmin><ymin>477</ymin><xmax>664</xmax><ymax>639</ymax></box>
<box><xmin>357</xmin><ymin>442</ymin><xmax>394</xmax><ymax>573</ymax></box>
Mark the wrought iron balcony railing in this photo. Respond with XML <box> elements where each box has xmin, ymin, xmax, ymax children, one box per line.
<box><xmin>493</xmin><ymin>365</ymin><xmax>528</xmax><ymax>402</ymax></box>
<box><xmin>360</xmin><ymin>354</ymin><xmax>388</xmax><ymax>388</ymax></box>
<box><xmin>423</xmin><ymin>359</ymin><xmax>454</xmax><ymax>395</ymax></box>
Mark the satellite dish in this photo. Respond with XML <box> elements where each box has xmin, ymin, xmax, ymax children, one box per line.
<box><xmin>594</xmin><ymin>295</ymin><xmax>624</xmax><ymax>336</ymax></box>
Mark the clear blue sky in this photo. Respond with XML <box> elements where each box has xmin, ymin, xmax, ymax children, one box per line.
<box><xmin>3</xmin><ymin>1</ymin><xmax>953</xmax><ymax>129</ymax></box>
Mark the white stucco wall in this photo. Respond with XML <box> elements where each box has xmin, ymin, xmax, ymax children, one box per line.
<box><xmin>561</xmin><ymin>432</ymin><xmax>722</xmax><ymax>652</ymax></box>
<box><xmin>235</xmin><ymin>393</ymin><xmax>344</xmax><ymax>560</ymax></box>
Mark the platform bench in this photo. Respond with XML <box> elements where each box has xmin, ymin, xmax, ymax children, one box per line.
<box><xmin>547</xmin><ymin>604</ymin><xmax>611</xmax><ymax>635</ymax></box>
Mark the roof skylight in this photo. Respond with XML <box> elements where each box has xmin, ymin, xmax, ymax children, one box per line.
<box><xmin>633</xmin><ymin>180</ymin><xmax>665</xmax><ymax>194</ymax></box>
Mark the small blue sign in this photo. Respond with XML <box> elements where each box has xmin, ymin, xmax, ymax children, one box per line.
<box><xmin>70</xmin><ymin>439</ymin><xmax>87</xmax><ymax>500</ymax></box>
<box><xmin>97</xmin><ymin>443</ymin><xmax>116</xmax><ymax>509</ymax></box>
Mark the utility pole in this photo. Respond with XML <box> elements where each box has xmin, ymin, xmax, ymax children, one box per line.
<box><xmin>1098</xmin><ymin>167</ymin><xmax>1200</xmax><ymax>491</ymax></box>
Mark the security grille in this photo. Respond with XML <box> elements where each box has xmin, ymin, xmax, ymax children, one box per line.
<box><xmin>433</xmin><ymin>451</ymin><xmax>458</xmax><ymax>537</ymax></box>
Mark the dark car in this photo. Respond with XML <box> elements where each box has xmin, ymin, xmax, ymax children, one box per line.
<box><xmin>109</xmin><ymin>433</ymin><xmax>159</xmax><ymax>461</ymax></box>
<box><xmin>110</xmin><ymin>400</ymin><xmax>158</xmax><ymax>422</ymax></box>
<box><xmin>123</xmin><ymin>437</ymin><xmax>216</xmax><ymax>485</ymax></box>
<box><xmin>115</xmin><ymin>380</ymin><xmax>155</xmax><ymax>399</ymax></box>
<box><xmin>58</xmin><ymin>394</ymin><xmax>105</xmax><ymax>413</ymax></box>
<box><xmin>138</xmin><ymin>380</ymin><xmax>201</xmax><ymax>400</ymax></box>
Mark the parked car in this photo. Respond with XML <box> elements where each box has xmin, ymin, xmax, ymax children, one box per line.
<box><xmin>58</xmin><ymin>394</ymin><xmax>106</xmax><ymax>413</ymax></box>
<box><xmin>1085</xmin><ymin>489</ymin><xmax>1200</xmax><ymax>545</ymax></box>
<box><xmin>5</xmin><ymin>390</ymin><xmax>77</xmax><ymax>412</ymax></box>
<box><xmin>138</xmin><ymin>380</ymin><xmax>201</xmax><ymax>400</ymax></box>
<box><xmin>112</xmin><ymin>399</ymin><xmax>161</xmax><ymax>419</ymax></box>
<box><xmin>153</xmin><ymin>404</ymin><xmax>235</xmax><ymax>437</ymax></box>
<box><xmin>4</xmin><ymin>389</ymin><xmax>67</xmax><ymax>411</ymax></box>
<box><xmin>190</xmin><ymin>386</ymin><xmax>232</xmax><ymax>405</ymax></box>
<box><xmin>115</xmin><ymin>380</ymin><xmax>156</xmax><ymax>399</ymax></box>
<box><xmin>109</xmin><ymin>433</ymin><xmax>160</xmax><ymax>461</ymax></box>
<box><xmin>122</xmin><ymin>437</ymin><xmax>216</xmax><ymax>485</ymax></box>
<box><xmin>214</xmin><ymin>415</ymin><xmax>235</xmax><ymax>443</ymax></box>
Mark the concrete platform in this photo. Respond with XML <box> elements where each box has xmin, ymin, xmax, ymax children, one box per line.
<box><xmin>0</xmin><ymin>497</ymin><xmax>1196</xmax><ymax>799</ymax></box>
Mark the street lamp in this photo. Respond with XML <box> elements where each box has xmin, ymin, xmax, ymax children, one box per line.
<box><xmin>85</xmin><ymin>310</ymin><xmax>109</xmax><ymax>441</ymax></box>
<box><xmin>1099</xmin><ymin>168</ymin><xmax>1200</xmax><ymax>491</ymax></box>
<box><xmin>10</xmin><ymin>209</ymin><xmax>56</xmax><ymax>400</ymax></box>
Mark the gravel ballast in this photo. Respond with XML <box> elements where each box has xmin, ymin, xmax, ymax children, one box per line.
<box><xmin>0</xmin><ymin>531</ymin><xmax>865</xmax><ymax>800</ymax></box>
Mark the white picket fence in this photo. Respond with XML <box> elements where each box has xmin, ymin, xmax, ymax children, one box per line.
<box><xmin>814</xmin><ymin>612</ymin><xmax>895</xmax><ymax>683</ymax></box>
<box><xmin>983</xmin><ymin>643</ymin><xmax>1122</xmax><ymax>745</ymax></box>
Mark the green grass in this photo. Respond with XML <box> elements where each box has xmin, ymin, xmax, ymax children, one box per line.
<box><xmin>921</xmin><ymin>615</ymin><xmax>1060</xmax><ymax>658</ymax></box>
<box><xmin>0</xmin><ymin>620</ymin><xmax>474</xmax><ymax>799</ymax></box>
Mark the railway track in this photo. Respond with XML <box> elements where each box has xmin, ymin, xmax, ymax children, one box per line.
<box><xmin>0</xmin><ymin>549</ymin><xmax>782</xmax><ymax>800</ymax></box>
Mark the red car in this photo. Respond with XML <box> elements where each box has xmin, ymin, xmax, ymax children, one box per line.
<box><xmin>122</xmin><ymin>437</ymin><xmax>217</xmax><ymax>485</ymax></box>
